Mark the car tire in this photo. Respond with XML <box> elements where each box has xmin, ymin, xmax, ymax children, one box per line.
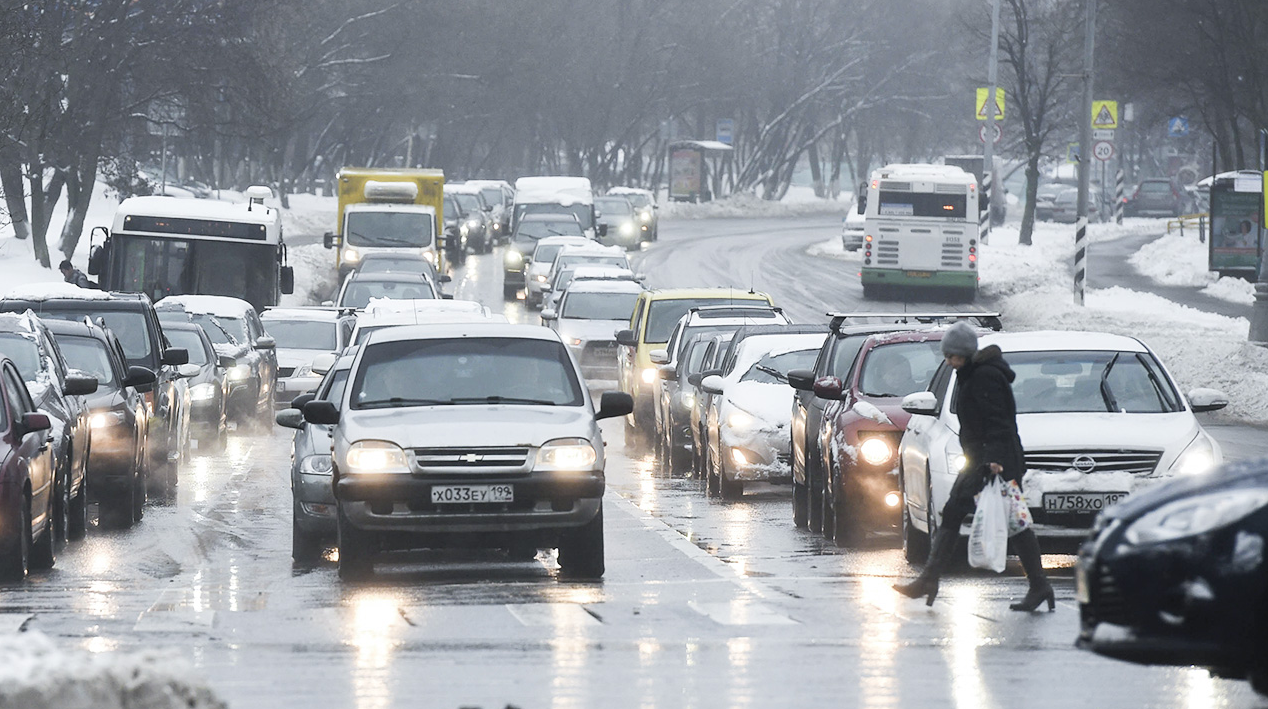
<box><xmin>100</xmin><ymin>473</ymin><xmax>138</xmax><ymax>530</ymax></box>
<box><xmin>292</xmin><ymin>504</ymin><xmax>325</xmax><ymax>564</ymax></box>
<box><xmin>705</xmin><ymin>445</ymin><xmax>720</xmax><ymax>496</ymax></box>
<box><xmin>503</xmin><ymin>282</ymin><xmax>519</xmax><ymax>301</ymax></box>
<box><xmin>30</xmin><ymin>506</ymin><xmax>55</xmax><ymax>571</ymax></box>
<box><xmin>831</xmin><ymin>472</ymin><xmax>866</xmax><ymax>547</ymax></box>
<box><xmin>718</xmin><ymin>454</ymin><xmax>743</xmax><ymax>500</ymax></box>
<box><xmin>0</xmin><ymin>499</ymin><xmax>31</xmax><ymax>581</ymax></box>
<box><xmin>52</xmin><ymin>467</ymin><xmax>70</xmax><ymax>548</ymax></box>
<box><xmin>133</xmin><ymin>463</ymin><xmax>147</xmax><ymax>521</ymax></box>
<box><xmin>807</xmin><ymin>448</ymin><xmax>824</xmax><ymax>533</ymax></box>
<box><xmin>68</xmin><ymin>474</ymin><xmax>88</xmax><ymax>541</ymax></box>
<box><xmin>557</xmin><ymin>503</ymin><xmax>604</xmax><ymax>579</ymax></box>
<box><xmin>793</xmin><ymin>481</ymin><xmax>809</xmax><ymax>528</ymax></box>
<box><xmin>336</xmin><ymin>505</ymin><xmax>375</xmax><ymax>581</ymax></box>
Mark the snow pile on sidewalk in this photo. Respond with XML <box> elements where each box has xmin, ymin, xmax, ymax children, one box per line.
<box><xmin>982</xmin><ymin>221</ymin><xmax>1268</xmax><ymax>424</ymax></box>
<box><xmin>661</xmin><ymin>189</ymin><xmax>850</xmax><ymax>220</ymax></box>
<box><xmin>0</xmin><ymin>631</ymin><xmax>226</xmax><ymax>709</ymax></box>
<box><xmin>1127</xmin><ymin>229</ymin><xmax>1256</xmax><ymax>305</ymax></box>
<box><xmin>807</xmin><ymin>237</ymin><xmax>860</xmax><ymax>263</ymax></box>
<box><xmin>280</xmin><ymin>242</ymin><xmax>339</xmax><ymax>307</ymax></box>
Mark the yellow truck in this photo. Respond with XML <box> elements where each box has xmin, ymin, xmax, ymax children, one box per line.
<box><xmin>323</xmin><ymin>168</ymin><xmax>446</xmax><ymax>278</ymax></box>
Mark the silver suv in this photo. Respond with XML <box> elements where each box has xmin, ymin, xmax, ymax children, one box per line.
<box><xmin>302</xmin><ymin>323</ymin><xmax>633</xmax><ymax>579</ymax></box>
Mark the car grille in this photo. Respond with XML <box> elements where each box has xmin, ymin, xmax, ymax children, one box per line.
<box><xmin>412</xmin><ymin>447</ymin><xmax>531</xmax><ymax>474</ymax></box>
<box><xmin>1084</xmin><ymin>564</ymin><xmax>1131</xmax><ymax>626</ymax></box>
<box><xmin>1025</xmin><ymin>449</ymin><xmax>1162</xmax><ymax>475</ymax></box>
<box><xmin>278</xmin><ymin>367</ymin><xmax>296</xmax><ymax>378</ymax></box>
<box><xmin>581</xmin><ymin>341</ymin><xmax>619</xmax><ymax>365</ymax></box>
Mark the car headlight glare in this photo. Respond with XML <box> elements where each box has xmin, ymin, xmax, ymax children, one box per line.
<box><xmin>859</xmin><ymin>437</ymin><xmax>893</xmax><ymax>466</ymax></box>
<box><xmin>620</xmin><ymin>222</ymin><xmax>636</xmax><ymax>236</ymax></box>
<box><xmin>535</xmin><ymin>275</ymin><xmax>548</xmax><ymax>283</ymax></box>
<box><xmin>726</xmin><ymin>408</ymin><xmax>754</xmax><ymax>429</ymax></box>
<box><xmin>1171</xmin><ymin>434</ymin><xmax>1217</xmax><ymax>475</ymax></box>
<box><xmin>343</xmin><ymin>247</ymin><xmax>361</xmax><ymax>263</ymax></box>
<box><xmin>293</xmin><ymin>364</ymin><xmax>313</xmax><ymax>379</ymax></box>
<box><xmin>641</xmin><ymin>368</ymin><xmax>657</xmax><ymax>385</ymax></box>
<box><xmin>190</xmin><ymin>383</ymin><xmax>217</xmax><ymax>401</ymax></box>
<box><xmin>90</xmin><ymin>411</ymin><xmax>125</xmax><ymax>429</ymax></box>
<box><xmin>1123</xmin><ymin>488</ymin><xmax>1268</xmax><ymax>545</ymax></box>
<box><xmin>423</xmin><ymin>250</ymin><xmax>436</xmax><ymax>264</ymax></box>
<box><xmin>535</xmin><ymin>438</ymin><xmax>598</xmax><ymax>471</ymax></box>
<box><xmin>301</xmin><ymin>454</ymin><xmax>334</xmax><ymax>475</ymax></box>
<box><xmin>677</xmin><ymin>391</ymin><xmax>695</xmax><ymax>409</ymax></box>
<box><xmin>228</xmin><ymin>364</ymin><xmax>251</xmax><ymax>381</ymax></box>
<box><xmin>504</xmin><ymin>250</ymin><xmax>523</xmax><ymax>266</ymax></box>
<box><xmin>466</xmin><ymin>219</ymin><xmax>481</xmax><ymax>229</ymax></box>
<box><xmin>639</xmin><ymin>210</ymin><xmax>652</xmax><ymax>223</ymax></box>
<box><xmin>460</xmin><ymin>224</ymin><xmax>470</xmax><ymax>237</ymax></box>
<box><xmin>344</xmin><ymin>441</ymin><xmax>411</xmax><ymax>474</ymax></box>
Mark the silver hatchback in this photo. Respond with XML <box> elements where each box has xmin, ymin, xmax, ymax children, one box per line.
<box><xmin>301</xmin><ymin>323</ymin><xmax>633</xmax><ymax>580</ymax></box>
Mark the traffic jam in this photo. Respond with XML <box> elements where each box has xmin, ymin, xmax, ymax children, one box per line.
<box><xmin>0</xmin><ymin>165</ymin><xmax>1265</xmax><ymax>706</ymax></box>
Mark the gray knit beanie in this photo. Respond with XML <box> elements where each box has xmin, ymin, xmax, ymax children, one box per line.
<box><xmin>941</xmin><ymin>321</ymin><xmax>978</xmax><ymax>358</ymax></box>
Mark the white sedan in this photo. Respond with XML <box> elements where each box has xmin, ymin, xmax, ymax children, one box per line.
<box><xmin>897</xmin><ymin>330</ymin><xmax>1228</xmax><ymax>561</ymax></box>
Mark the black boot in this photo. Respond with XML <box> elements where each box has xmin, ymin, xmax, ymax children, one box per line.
<box><xmin>1009</xmin><ymin>529</ymin><xmax>1054</xmax><ymax>612</ymax></box>
<box><xmin>894</xmin><ymin>522</ymin><xmax>957</xmax><ymax>606</ymax></box>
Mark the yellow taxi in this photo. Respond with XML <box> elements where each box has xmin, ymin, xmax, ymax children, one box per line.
<box><xmin>615</xmin><ymin>288</ymin><xmax>774</xmax><ymax>431</ymax></box>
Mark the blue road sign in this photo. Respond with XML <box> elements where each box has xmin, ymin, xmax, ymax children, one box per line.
<box><xmin>1168</xmin><ymin>116</ymin><xmax>1190</xmax><ymax>137</ymax></box>
<box><xmin>716</xmin><ymin>118</ymin><xmax>734</xmax><ymax>145</ymax></box>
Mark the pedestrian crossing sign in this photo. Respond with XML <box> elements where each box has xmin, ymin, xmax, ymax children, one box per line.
<box><xmin>1092</xmin><ymin>100</ymin><xmax>1118</xmax><ymax>129</ymax></box>
<box><xmin>976</xmin><ymin>88</ymin><xmax>1005</xmax><ymax>120</ymax></box>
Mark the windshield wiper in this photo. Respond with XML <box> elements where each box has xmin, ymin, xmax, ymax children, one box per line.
<box><xmin>1134</xmin><ymin>353</ymin><xmax>1173</xmax><ymax>411</ymax></box>
<box><xmin>755</xmin><ymin>364</ymin><xmax>788</xmax><ymax>382</ymax></box>
<box><xmin>358</xmin><ymin>397</ymin><xmax>452</xmax><ymax>408</ymax></box>
<box><xmin>1099</xmin><ymin>353</ymin><xmax>1121</xmax><ymax>412</ymax></box>
<box><xmin>450</xmin><ymin>395</ymin><xmax>558</xmax><ymax>406</ymax></box>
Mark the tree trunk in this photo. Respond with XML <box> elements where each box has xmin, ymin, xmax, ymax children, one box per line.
<box><xmin>28</xmin><ymin>163</ymin><xmax>65</xmax><ymax>269</ymax></box>
<box><xmin>1019</xmin><ymin>152</ymin><xmax>1040</xmax><ymax>246</ymax></box>
<box><xmin>59</xmin><ymin>154</ymin><xmax>100</xmax><ymax>258</ymax></box>
<box><xmin>0</xmin><ymin>144</ymin><xmax>31</xmax><ymax>241</ymax></box>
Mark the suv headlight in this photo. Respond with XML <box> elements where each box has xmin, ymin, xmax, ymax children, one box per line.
<box><xmin>301</xmin><ymin>454</ymin><xmax>334</xmax><ymax>475</ymax></box>
<box><xmin>1123</xmin><ymin>488</ymin><xmax>1268</xmax><ymax>544</ymax></box>
<box><xmin>726</xmin><ymin>407</ymin><xmax>755</xmax><ymax>430</ymax></box>
<box><xmin>91</xmin><ymin>411</ymin><xmax>126</xmax><ymax>429</ymax></box>
<box><xmin>620</xmin><ymin>222</ymin><xmax>636</xmax><ymax>236</ymax></box>
<box><xmin>190</xmin><ymin>383</ymin><xmax>217</xmax><ymax>401</ymax></box>
<box><xmin>344</xmin><ymin>441</ymin><xmax>411</xmax><ymax>474</ymax></box>
<box><xmin>535</xmin><ymin>438</ymin><xmax>598</xmax><ymax>471</ymax></box>
<box><xmin>227</xmin><ymin>364</ymin><xmax>251</xmax><ymax>382</ymax></box>
<box><xmin>859</xmin><ymin>436</ymin><xmax>893</xmax><ymax>466</ymax></box>
<box><xmin>1170</xmin><ymin>433</ymin><xmax>1217</xmax><ymax>475</ymax></box>
<box><xmin>343</xmin><ymin>247</ymin><xmax>361</xmax><ymax>263</ymax></box>
<box><xmin>504</xmin><ymin>250</ymin><xmax>523</xmax><ymax>267</ymax></box>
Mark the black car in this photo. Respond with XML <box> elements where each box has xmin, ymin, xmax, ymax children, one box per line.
<box><xmin>0</xmin><ymin>290</ymin><xmax>189</xmax><ymax>502</ymax></box>
<box><xmin>162</xmin><ymin>322</ymin><xmax>232</xmax><ymax>452</ymax></box>
<box><xmin>1125</xmin><ymin>178</ymin><xmax>1187</xmax><ymax>217</ymax></box>
<box><xmin>1077</xmin><ymin>457</ymin><xmax>1268</xmax><ymax>697</ymax></box>
<box><xmin>0</xmin><ymin>313</ymin><xmax>97</xmax><ymax>541</ymax></box>
<box><xmin>43</xmin><ymin>318</ymin><xmax>155</xmax><ymax>528</ymax></box>
<box><xmin>335</xmin><ymin>272</ymin><xmax>441</xmax><ymax>310</ymax></box>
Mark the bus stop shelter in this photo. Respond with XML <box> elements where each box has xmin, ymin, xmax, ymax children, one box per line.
<box><xmin>668</xmin><ymin>140</ymin><xmax>733</xmax><ymax>202</ymax></box>
<box><xmin>1202</xmin><ymin>170</ymin><xmax>1264</xmax><ymax>279</ymax></box>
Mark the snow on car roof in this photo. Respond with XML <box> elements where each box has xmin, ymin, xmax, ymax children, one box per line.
<box><xmin>565</xmin><ymin>278</ymin><xmax>644</xmax><ymax>294</ymax></box>
<box><xmin>0</xmin><ymin>311</ymin><xmax>39</xmax><ymax>333</ymax></box>
<box><xmin>261</xmin><ymin>307</ymin><xmax>341</xmax><ymax>323</ymax></box>
<box><xmin>4</xmin><ymin>282</ymin><xmax>119</xmax><ymax>301</ymax></box>
<box><xmin>874</xmin><ymin>163</ymin><xmax>975</xmax><ymax>183</ymax></box>
<box><xmin>731</xmin><ymin>332</ymin><xmax>827</xmax><ymax>375</ymax></box>
<box><xmin>534</xmin><ymin>236</ymin><xmax>592</xmax><ymax>248</ymax></box>
<box><xmin>115</xmin><ymin>195</ymin><xmax>278</xmax><ymax>226</ymax></box>
<box><xmin>569</xmin><ymin>265</ymin><xmax>634</xmax><ymax>278</ymax></box>
<box><xmin>513</xmin><ymin>176</ymin><xmax>593</xmax><ymax>206</ymax></box>
<box><xmin>981</xmin><ymin>330</ymin><xmax>1148</xmax><ymax>353</ymax></box>
<box><xmin>157</xmin><ymin>295</ymin><xmax>255</xmax><ymax>318</ymax></box>
<box><xmin>463</xmin><ymin>179</ymin><xmax>512</xmax><ymax>189</ymax></box>
<box><xmin>443</xmin><ymin>183</ymin><xmax>485</xmax><ymax>195</ymax></box>
<box><xmin>558</xmin><ymin>243</ymin><xmax>625</xmax><ymax>257</ymax></box>
<box><xmin>364</xmin><ymin>322</ymin><xmax>560</xmax><ymax>346</ymax></box>
<box><xmin>361</xmin><ymin>299</ymin><xmax>487</xmax><ymax>318</ymax></box>
<box><xmin>607</xmin><ymin>187</ymin><xmax>653</xmax><ymax>197</ymax></box>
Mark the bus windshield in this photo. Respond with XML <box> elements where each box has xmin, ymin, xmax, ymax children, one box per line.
<box><xmin>877</xmin><ymin>192</ymin><xmax>967</xmax><ymax>219</ymax></box>
<box><xmin>345</xmin><ymin>211</ymin><xmax>435</xmax><ymax>249</ymax></box>
<box><xmin>113</xmin><ymin>235</ymin><xmax>279</xmax><ymax>311</ymax></box>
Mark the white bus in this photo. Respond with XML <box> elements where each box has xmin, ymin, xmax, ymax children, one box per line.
<box><xmin>860</xmin><ymin>164</ymin><xmax>979</xmax><ymax>301</ymax></box>
<box><xmin>88</xmin><ymin>186</ymin><xmax>294</xmax><ymax>311</ymax></box>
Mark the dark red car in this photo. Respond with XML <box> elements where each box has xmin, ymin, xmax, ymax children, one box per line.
<box><xmin>0</xmin><ymin>357</ymin><xmax>56</xmax><ymax>580</ymax></box>
<box><xmin>813</xmin><ymin>329</ymin><xmax>949</xmax><ymax>546</ymax></box>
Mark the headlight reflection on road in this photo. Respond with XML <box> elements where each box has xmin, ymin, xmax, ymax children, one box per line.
<box><xmin>1182</xmin><ymin>667</ymin><xmax>1216</xmax><ymax>709</ymax></box>
<box><xmin>347</xmin><ymin>591</ymin><xmax>406</xmax><ymax>709</ymax></box>
<box><xmin>946</xmin><ymin>587</ymin><xmax>996</xmax><ymax>709</ymax></box>
<box><xmin>858</xmin><ymin>576</ymin><xmax>899</xmax><ymax>709</ymax></box>
<box><xmin>725</xmin><ymin>636</ymin><xmax>753</xmax><ymax>705</ymax></box>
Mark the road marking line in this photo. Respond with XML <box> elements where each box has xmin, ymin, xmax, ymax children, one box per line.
<box><xmin>688</xmin><ymin>600</ymin><xmax>799</xmax><ymax>626</ymax></box>
<box><xmin>133</xmin><ymin>609</ymin><xmax>216</xmax><ymax>632</ymax></box>
<box><xmin>506</xmin><ymin>604</ymin><xmax>602</xmax><ymax>627</ymax></box>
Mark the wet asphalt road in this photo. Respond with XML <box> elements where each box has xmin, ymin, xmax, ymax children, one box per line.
<box><xmin>3</xmin><ymin>217</ymin><xmax>1267</xmax><ymax>709</ymax></box>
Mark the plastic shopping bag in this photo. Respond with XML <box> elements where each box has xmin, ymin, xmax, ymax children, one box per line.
<box><xmin>968</xmin><ymin>475</ymin><xmax>1008</xmax><ymax>573</ymax></box>
<box><xmin>1002</xmin><ymin>479</ymin><xmax>1033</xmax><ymax>537</ymax></box>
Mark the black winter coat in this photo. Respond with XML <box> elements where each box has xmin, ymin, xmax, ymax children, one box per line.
<box><xmin>953</xmin><ymin>344</ymin><xmax>1025</xmax><ymax>483</ymax></box>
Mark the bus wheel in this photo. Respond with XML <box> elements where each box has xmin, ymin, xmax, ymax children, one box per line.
<box><xmin>861</xmin><ymin>283</ymin><xmax>879</xmax><ymax>300</ymax></box>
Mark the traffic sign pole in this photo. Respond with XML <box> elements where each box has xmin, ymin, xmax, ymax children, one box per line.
<box><xmin>1115</xmin><ymin>168</ymin><xmax>1124</xmax><ymax>225</ymax></box>
<box><xmin>981</xmin><ymin>0</ymin><xmax>1001</xmax><ymax>246</ymax></box>
<box><xmin>1075</xmin><ymin>0</ymin><xmax>1097</xmax><ymax>307</ymax></box>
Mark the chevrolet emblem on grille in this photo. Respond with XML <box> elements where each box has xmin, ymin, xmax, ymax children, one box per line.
<box><xmin>462</xmin><ymin>453</ymin><xmax>484</xmax><ymax>463</ymax></box>
<box><xmin>1072</xmin><ymin>455</ymin><xmax>1097</xmax><ymax>473</ymax></box>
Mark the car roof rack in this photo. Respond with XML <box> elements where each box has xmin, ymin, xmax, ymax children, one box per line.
<box><xmin>827</xmin><ymin>311</ymin><xmax>1002</xmax><ymax>332</ymax></box>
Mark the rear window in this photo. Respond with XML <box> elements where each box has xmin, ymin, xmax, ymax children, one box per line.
<box><xmin>0</xmin><ymin>334</ymin><xmax>43</xmax><ymax>381</ymax></box>
<box><xmin>57</xmin><ymin>335</ymin><xmax>117</xmax><ymax>387</ymax></box>
<box><xmin>340</xmin><ymin>279</ymin><xmax>435</xmax><ymax>309</ymax></box>
<box><xmin>164</xmin><ymin>329</ymin><xmax>210</xmax><ymax>366</ymax></box>
<box><xmin>858</xmin><ymin>341</ymin><xmax>944</xmax><ymax>397</ymax></box>
<box><xmin>877</xmin><ymin>192</ymin><xmax>966</xmax><ymax>219</ymax></box>
<box><xmin>39</xmin><ymin>309</ymin><xmax>153</xmax><ymax>368</ymax></box>
<box><xmin>645</xmin><ymin>298</ymin><xmax>766</xmax><ymax>344</ymax></box>
<box><xmin>265</xmin><ymin>320</ymin><xmax>337</xmax><ymax>351</ymax></box>
<box><xmin>560</xmin><ymin>291</ymin><xmax>639</xmax><ymax>321</ymax></box>
<box><xmin>1140</xmin><ymin>182</ymin><xmax>1172</xmax><ymax>195</ymax></box>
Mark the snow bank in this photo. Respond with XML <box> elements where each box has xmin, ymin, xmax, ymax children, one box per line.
<box><xmin>807</xmin><ymin>237</ymin><xmax>861</xmax><ymax>264</ymax></box>
<box><xmin>0</xmin><ymin>631</ymin><xmax>225</xmax><ymax>709</ymax></box>
<box><xmin>661</xmin><ymin>190</ymin><xmax>850</xmax><ymax>220</ymax></box>
<box><xmin>279</xmin><ymin>243</ymin><xmax>339</xmax><ymax>307</ymax></box>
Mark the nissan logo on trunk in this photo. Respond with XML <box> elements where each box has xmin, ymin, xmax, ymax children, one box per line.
<box><xmin>1072</xmin><ymin>455</ymin><xmax>1097</xmax><ymax>473</ymax></box>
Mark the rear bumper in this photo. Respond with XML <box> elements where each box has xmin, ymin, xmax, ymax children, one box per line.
<box><xmin>861</xmin><ymin>268</ymin><xmax>977</xmax><ymax>289</ymax></box>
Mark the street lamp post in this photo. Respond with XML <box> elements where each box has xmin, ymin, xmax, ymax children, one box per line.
<box><xmin>1250</xmin><ymin>128</ymin><xmax>1268</xmax><ymax>344</ymax></box>
<box><xmin>981</xmin><ymin>0</ymin><xmax>1002</xmax><ymax>246</ymax></box>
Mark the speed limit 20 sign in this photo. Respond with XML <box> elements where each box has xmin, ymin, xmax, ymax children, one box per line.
<box><xmin>1092</xmin><ymin>141</ymin><xmax>1115</xmax><ymax>162</ymax></box>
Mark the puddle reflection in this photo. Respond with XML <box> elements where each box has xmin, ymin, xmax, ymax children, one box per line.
<box><xmin>858</xmin><ymin>576</ymin><xmax>899</xmax><ymax>708</ymax></box>
<box><xmin>346</xmin><ymin>590</ymin><xmax>405</xmax><ymax>709</ymax></box>
<box><xmin>946</xmin><ymin>586</ymin><xmax>997</xmax><ymax>709</ymax></box>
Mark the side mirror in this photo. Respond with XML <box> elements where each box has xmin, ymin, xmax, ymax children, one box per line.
<box><xmin>1188</xmin><ymin>388</ymin><xmax>1229</xmax><ymax>413</ymax></box>
<box><xmin>323</xmin><ymin>232</ymin><xmax>335</xmax><ymax>249</ymax></box>
<box><xmin>595</xmin><ymin>391</ymin><xmax>634</xmax><ymax>420</ymax></box>
<box><xmin>900</xmin><ymin>391</ymin><xmax>938</xmax><ymax>416</ymax></box>
<box><xmin>598</xmin><ymin>224</ymin><xmax>609</xmax><ymax>237</ymax></box>
<box><xmin>658</xmin><ymin>364</ymin><xmax>677</xmax><ymax>380</ymax></box>
<box><xmin>87</xmin><ymin>241</ymin><xmax>106</xmax><ymax>276</ymax></box>
<box><xmin>290</xmin><ymin>393</ymin><xmax>317</xmax><ymax>410</ymax></box>
<box><xmin>310</xmin><ymin>353</ymin><xmax>337</xmax><ymax>376</ymax></box>
<box><xmin>254</xmin><ymin>336</ymin><xmax>276</xmax><ymax>350</ymax></box>
<box><xmin>162</xmin><ymin>347</ymin><xmax>189</xmax><ymax>366</ymax></box>
<box><xmin>218</xmin><ymin>355</ymin><xmax>237</xmax><ymax>369</ymax></box>
<box><xmin>813</xmin><ymin>376</ymin><xmax>843</xmax><ymax>400</ymax></box>
<box><xmin>615</xmin><ymin>329</ymin><xmax>637</xmax><ymax>347</ymax></box>
<box><xmin>302</xmin><ymin>400</ymin><xmax>340</xmax><ymax>426</ymax></box>
<box><xmin>275</xmin><ymin>409</ymin><xmax>304</xmax><ymax>429</ymax></box>
<box><xmin>321</xmin><ymin>300</ymin><xmax>335</xmax><ymax>307</ymax></box>
<box><xmin>280</xmin><ymin>266</ymin><xmax>295</xmax><ymax>295</ymax></box>
<box><xmin>700</xmin><ymin>375</ymin><xmax>725</xmax><ymax>395</ymax></box>
<box><xmin>787</xmin><ymin>368</ymin><xmax>815</xmax><ymax>392</ymax></box>
<box><xmin>20</xmin><ymin>412</ymin><xmax>51</xmax><ymax>434</ymax></box>
<box><xmin>687</xmin><ymin>373</ymin><xmax>704</xmax><ymax>387</ymax></box>
<box><xmin>438</xmin><ymin>274</ymin><xmax>452</xmax><ymax>284</ymax></box>
<box><xmin>649</xmin><ymin>349</ymin><xmax>669</xmax><ymax>365</ymax></box>
<box><xmin>541</xmin><ymin>283</ymin><xmax>553</xmax><ymax>293</ymax></box>
<box><xmin>177</xmin><ymin>363</ymin><xmax>201</xmax><ymax>379</ymax></box>
<box><xmin>123</xmin><ymin>366</ymin><xmax>157</xmax><ymax>388</ymax></box>
<box><xmin>541</xmin><ymin>309</ymin><xmax>558</xmax><ymax>321</ymax></box>
<box><xmin>62</xmin><ymin>374</ymin><xmax>98</xmax><ymax>397</ymax></box>
<box><xmin>441</xmin><ymin>292</ymin><xmax>454</xmax><ymax>300</ymax></box>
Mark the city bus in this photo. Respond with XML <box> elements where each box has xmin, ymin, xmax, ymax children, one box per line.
<box><xmin>860</xmin><ymin>164</ymin><xmax>979</xmax><ymax>302</ymax></box>
<box><xmin>87</xmin><ymin>186</ymin><xmax>294</xmax><ymax>311</ymax></box>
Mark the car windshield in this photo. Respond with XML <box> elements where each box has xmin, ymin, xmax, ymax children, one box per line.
<box><xmin>345</xmin><ymin>211</ymin><xmax>434</xmax><ymax>248</ymax></box>
<box><xmin>532</xmin><ymin>244</ymin><xmax>568</xmax><ymax>266</ymax></box>
<box><xmin>265</xmin><ymin>320</ymin><xmax>337</xmax><ymax>351</ymax></box>
<box><xmin>188</xmin><ymin>314</ymin><xmax>237</xmax><ymax>346</ymax></box>
<box><xmin>596</xmin><ymin>199</ymin><xmax>634</xmax><ymax>217</ymax></box>
<box><xmin>340</xmin><ymin>280</ymin><xmax>435</xmax><ymax>309</ymax></box>
<box><xmin>351</xmin><ymin>337</ymin><xmax>583</xmax><ymax>408</ymax></box>
<box><xmin>1140</xmin><ymin>182</ymin><xmax>1172</xmax><ymax>195</ymax></box>
<box><xmin>358</xmin><ymin>257</ymin><xmax>435</xmax><ymax>279</ymax></box>
<box><xmin>0</xmin><ymin>334</ymin><xmax>43</xmax><ymax>381</ymax></box>
<box><xmin>645</xmin><ymin>299</ymin><xmax>765</xmax><ymax>345</ymax></box>
<box><xmin>740</xmin><ymin>348</ymin><xmax>819</xmax><ymax>384</ymax></box>
<box><xmin>453</xmin><ymin>194</ymin><xmax>482</xmax><ymax>213</ymax></box>
<box><xmin>515</xmin><ymin>203</ymin><xmax>593</xmax><ymax>230</ymax></box>
<box><xmin>320</xmin><ymin>368</ymin><xmax>350</xmax><ymax>404</ymax></box>
<box><xmin>164</xmin><ymin>329</ymin><xmax>210</xmax><ymax>365</ymax></box>
<box><xmin>479</xmin><ymin>188</ymin><xmax>504</xmax><ymax>206</ymax></box>
<box><xmin>39</xmin><ymin>309</ymin><xmax>153</xmax><ymax>368</ymax></box>
<box><xmin>57</xmin><ymin>335</ymin><xmax>116</xmax><ymax>387</ymax></box>
<box><xmin>859</xmin><ymin>341</ymin><xmax>943</xmax><ymax>397</ymax></box>
<box><xmin>560</xmin><ymin>291</ymin><xmax>639</xmax><ymax>320</ymax></box>
<box><xmin>515</xmin><ymin>220</ymin><xmax>584</xmax><ymax>240</ymax></box>
<box><xmin>1004</xmin><ymin>350</ymin><xmax>1182</xmax><ymax>414</ymax></box>
<box><xmin>619</xmin><ymin>193</ymin><xmax>651</xmax><ymax>208</ymax></box>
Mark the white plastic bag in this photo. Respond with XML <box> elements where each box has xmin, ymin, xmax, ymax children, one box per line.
<box><xmin>968</xmin><ymin>475</ymin><xmax>1008</xmax><ymax>573</ymax></box>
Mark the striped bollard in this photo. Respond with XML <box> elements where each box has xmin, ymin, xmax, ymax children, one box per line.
<box><xmin>1074</xmin><ymin>217</ymin><xmax>1087</xmax><ymax>306</ymax></box>
<box><xmin>979</xmin><ymin>172</ymin><xmax>992</xmax><ymax>244</ymax></box>
<box><xmin>1115</xmin><ymin>168</ymin><xmax>1124</xmax><ymax>225</ymax></box>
